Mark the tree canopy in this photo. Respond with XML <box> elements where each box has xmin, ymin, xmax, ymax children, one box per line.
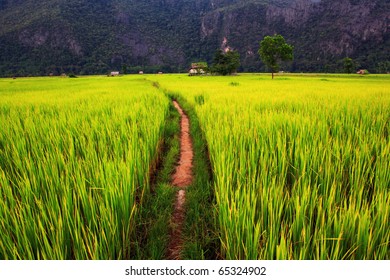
<box><xmin>258</xmin><ymin>35</ymin><xmax>293</xmax><ymax>79</ymax></box>
<box><xmin>211</xmin><ymin>49</ymin><xmax>240</xmax><ymax>76</ymax></box>
<box><xmin>343</xmin><ymin>57</ymin><xmax>355</xmax><ymax>74</ymax></box>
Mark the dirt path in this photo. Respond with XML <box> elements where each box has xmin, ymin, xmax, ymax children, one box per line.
<box><xmin>166</xmin><ymin>101</ymin><xmax>194</xmax><ymax>260</ymax></box>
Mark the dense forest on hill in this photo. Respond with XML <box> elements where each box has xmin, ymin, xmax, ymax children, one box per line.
<box><xmin>0</xmin><ymin>0</ymin><xmax>389</xmax><ymax>76</ymax></box>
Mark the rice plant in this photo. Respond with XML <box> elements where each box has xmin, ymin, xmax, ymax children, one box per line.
<box><xmin>0</xmin><ymin>76</ymin><xmax>169</xmax><ymax>259</ymax></box>
<box><xmin>153</xmin><ymin>74</ymin><xmax>390</xmax><ymax>260</ymax></box>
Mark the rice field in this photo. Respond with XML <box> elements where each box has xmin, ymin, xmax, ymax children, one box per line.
<box><xmin>0</xmin><ymin>73</ymin><xmax>389</xmax><ymax>260</ymax></box>
<box><xmin>153</xmin><ymin>74</ymin><xmax>390</xmax><ymax>260</ymax></box>
<box><xmin>0</xmin><ymin>76</ymin><xmax>169</xmax><ymax>259</ymax></box>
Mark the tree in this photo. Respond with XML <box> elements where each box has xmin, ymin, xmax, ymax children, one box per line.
<box><xmin>377</xmin><ymin>61</ymin><xmax>390</xmax><ymax>73</ymax></box>
<box><xmin>122</xmin><ymin>64</ymin><xmax>128</xmax><ymax>75</ymax></box>
<box><xmin>343</xmin><ymin>57</ymin><xmax>354</xmax><ymax>74</ymax></box>
<box><xmin>258</xmin><ymin>34</ymin><xmax>293</xmax><ymax>79</ymax></box>
<box><xmin>211</xmin><ymin>49</ymin><xmax>240</xmax><ymax>75</ymax></box>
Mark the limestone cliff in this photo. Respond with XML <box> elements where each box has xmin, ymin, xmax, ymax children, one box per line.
<box><xmin>0</xmin><ymin>0</ymin><xmax>388</xmax><ymax>75</ymax></box>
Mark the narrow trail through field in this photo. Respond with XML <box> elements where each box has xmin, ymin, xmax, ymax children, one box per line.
<box><xmin>166</xmin><ymin>101</ymin><xmax>194</xmax><ymax>260</ymax></box>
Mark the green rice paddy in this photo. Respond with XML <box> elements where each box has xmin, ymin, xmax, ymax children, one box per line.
<box><xmin>0</xmin><ymin>74</ymin><xmax>389</xmax><ymax>260</ymax></box>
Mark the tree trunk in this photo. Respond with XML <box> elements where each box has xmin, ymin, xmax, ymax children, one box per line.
<box><xmin>272</xmin><ymin>72</ymin><xmax>274</xmax><ymax>79</ymax></box>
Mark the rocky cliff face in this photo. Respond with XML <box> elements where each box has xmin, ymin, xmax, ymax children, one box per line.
<box><xmin>0</xmin><ymin>0</ymin><xmax>388</xmax><ymax>76</ymax></box>
<box><xmin>200</xmin><ymin>0</ymin><xmax>390</xmax><ymax>71</ymax></box>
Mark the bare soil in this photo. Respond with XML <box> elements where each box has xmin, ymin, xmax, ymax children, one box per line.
<box><xmin>166</xmin><ymin>101</ymin><xmax>194</xmax><ymax>260</ymax></box>
<box><xmin>171</xmin><ymin>101</ymin><xmax>193</xmax><ymax>187</ymax></box>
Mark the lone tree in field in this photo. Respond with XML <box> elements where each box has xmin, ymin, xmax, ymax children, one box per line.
<box><xmin>211</xmin><ymin>49</ymin><xmax>240</xmax><ymax>75</ymax></box>
<box><xmin>258</xmin><ymin>34</ymin><xmax>293</xmax><ymax>79</ymax></box>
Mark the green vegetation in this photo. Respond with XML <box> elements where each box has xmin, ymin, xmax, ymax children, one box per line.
<box><xmin>377</xmin><ymin>61</ymin><xmax>390</xmax><ymax>74</ymax></box>
<box><xmin>0</xmin><ymin>73</ymin><xmax>389</xmax><ymax>260</ymax></box>
<box><xmin>136</xmin><ymin>100</ymin><xmax>180</xmax><ymax>259</ymax></box>
<box><xmin>1</xmin><ymin>0</ymin><xmax>389</xmax><ymax>76</ymax></box>
<box><xmin>152</xmin><ymin>73</ymin><xmax>390</xmax><ymax>260</ymax></box>
<box><xmin>343</xmin><ymin>57</ymin><xmax>355</xmax><ymax>74</ymax></box>
<box><xmin>211</xmin><ymin>50</ymin><xmax>241</xmax><ymax>76</ymax></box>
<box><xmin>258</xmin><ymin>34</ymin><xmax>293</xmax><ymax>79</ymax></box>
<box><xmin>0</xmin><ymin>76</ymin><xmax>170</xmax><ymax>259</ymax></box>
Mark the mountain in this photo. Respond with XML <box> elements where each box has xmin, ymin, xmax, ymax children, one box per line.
<box><xmin>0</xmin><ymin>0</ymin><xmax>389</xmax><ymax>76</ymax></box>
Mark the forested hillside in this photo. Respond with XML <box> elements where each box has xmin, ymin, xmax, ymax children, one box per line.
<box><xmin>0</xmin><ymin>0</ymin><xmax>389</xmax><ymax>76</ymax></box>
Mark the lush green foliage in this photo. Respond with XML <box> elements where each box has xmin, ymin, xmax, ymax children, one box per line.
<box><xmin>0</xmin><ymin>76</ymin><xmax>169</xmax><ymax>259</ymax></box>
<box><xmin>211</xmin><ymin>50</ymin><xmax>241</xmax><ymax>76</ymax></box>
<box><xmin>343</xmin><ymin>57</ymin><xmax>355</xmax><ymax>74</ymax></box>
<box><xmin>377</xmin><ymin>61</ymin><xmax>390</xmax><ymax>73</ymax></box>
<box><xmin>1</xmin><ymin>0</ymin><xmax>389</xmax><ymax>76</ymax></box>
<box><xmin>258</xmin><ymin>35</ymin><xmax>293</xmax><ymax>78</ymax></box>
<box><xmin>136</xmin><ymin>101</ymin><xmax>180</xmax><ymax>259</ymax></box>
<box><xmin>1</xmin><ymin>73</ymin><xmax>389</xmax><ymax>260</ymax></box>
<box><xmin>153</xmin><ymin>73</ymin><xmax>390</xmax><ymax>260</ymax></box>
